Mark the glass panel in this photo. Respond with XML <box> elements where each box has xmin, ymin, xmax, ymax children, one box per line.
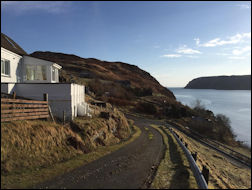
<box><xmin>25</xmin><ymin>65</ymin><xmax>47</xmax><ymax>81</ymax></box>
<box><xmin>55</xmin><ymin>69</ymin><xmax>58</xmax><ymax>82</ymax></box>
<box><xmin>1</xmin><ymin>59</ymin><xmax>5</xmax><ymax>74</ymax></box>
<box><xmin>35</xmin><ymin>65</ymin><xmax>43</xmax><ymax>80</ymax></box>
<box><xmin>1</xmin><ymin>59</ymin><xmax>10</xmax><ymax>75</ymax></box>
<box><xmin>5</xmin><ymin>60</ymin><xmax>10</xmax><ymax>75</ymax></box>
<box><xmin>42</xmin><ymin>66</ymin><xmax>47</xmax><ymax>80</ymax></box>
<box><xmin>52</xmin><ymin>67</ymin><xmax>55</xmax><ymax>81</ymax></box>
<box><xmin>26</xmin><ymin>65</ymin><xmax>35</xmax><ymax>80</ymax></box>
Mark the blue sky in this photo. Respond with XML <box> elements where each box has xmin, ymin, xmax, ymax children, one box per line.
<box><xmin>1</xmin><ymin>1</ymin><xmax>251</xmax><ymax>87</ymax></box>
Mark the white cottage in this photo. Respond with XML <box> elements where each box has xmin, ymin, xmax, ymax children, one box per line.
<box><xmin>1</xmin><ymin>33</ymin><xmax>90</xmax><ymax>120</ymax></box>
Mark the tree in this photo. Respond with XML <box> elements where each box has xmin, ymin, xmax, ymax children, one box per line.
<box><xmin>192</xmin><ymin>99</ymin><xmax>205</xmax><ymax>111</ymax></box>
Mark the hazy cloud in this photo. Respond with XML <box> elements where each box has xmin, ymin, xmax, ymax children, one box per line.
<box><xmin>1</xmin><ymin>1</ymin><xmax>72</xmax><ymax>14</ymax></box>
<box><xmin>228</xmin><ymin>56</ymin><xmax>246</xmax><ymax>60</ymax></box>
<box><xmin>232</xmin><ymin>46</ymin><xmax>251</xmax><ymax>56</ymax></box>
<box><xmin>216</xmin><ymin>53</ymin><xmax>230</xmax><ymax>56</ymax></box>
<box><xmin>176</xmin><ymin>45</ymin><xmax>201</xmax><ymax>54</ymax></box>
<box><xmin>161</xmin><ymin>54</ymin><xmax>181</xmax><ymax>58</ymax></box>
<box><xmin>186</xmin><ymin>55</ymin><xmax>199</xmax><ymax>58</ymax></box>
<box><xmin>236</xmin><ymin>4</ymin><xmax>251</xmax><ymax>9</ymax></box>
<box><xmin>196</xmin><ymin>32</ymin><xmax>251</xmax><ymax>47</ymax></box>
<box><xmin>194</xmin><ymin>38</ymin><xmax>200</xmax><ymax>46</ymax></box>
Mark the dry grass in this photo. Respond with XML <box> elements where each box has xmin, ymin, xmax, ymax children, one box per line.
<box><xmin>173</xmin><ymin>128</ymin><xmax>251</xmax><ymax>189</ymax></box>
<box><xmin>150</xmin><ymin>125</ymin><xmax>198</xmax><ymax>189</ymax></box>
<box><xmin>222</xmin><ymin>144</ymin><xmax>251</xmax><ymax>158</ymax></box>
<box><xmin>1</xmin><ymin>120</ymin><xmax>83</xmax><ymax>174</ymax></box>
<box><xmin>73</xmin><ymin>106</ymin><xmax>131</xmax><ymax>143</ymax></box>
<box><xmin>1</xmin><ymin>104</ymin><xmax>136</xmax><ymax>189</ymax></box>
<box><xmin>1</xmin><ymin>122</ymin><xmax>141</xmax><ymax>189</ymax></box>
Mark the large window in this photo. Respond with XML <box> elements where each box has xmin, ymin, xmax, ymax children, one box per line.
<box><xmin>1</xmin><ymin>58</ymin><xmax>10</xmax><ymax>76</ymax></box>
<box><xmin>26</xmin><ymin>65</ymin><xmax>47</xmax><ymax>81</ymax></box>
<box><xmin>52</xmin><ymin>67</ymin><xmax>56</xmax><ymax>81</ymax></box>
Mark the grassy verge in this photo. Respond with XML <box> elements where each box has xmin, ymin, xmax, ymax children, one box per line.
<box><xmin>172</xmin><ymin>128</ymin><xmax>251</xmax><ymax>189</ymax></box>
<box><xmin>150</xmin><ymin>125</ymin><xmax>198</xmax><ymax>189</ymax></box>
<box><xmin>1</xmin><ymin>125</ymin><xmax>141</xmax><ymax>189</ymax></box>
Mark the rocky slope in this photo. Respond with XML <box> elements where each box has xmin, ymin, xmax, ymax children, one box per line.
<box><xmin>185</xmin><ymin>75</ymin><xmax>251</xmax><ymax>90</ymax></box>
<box><xmin>30</xmin><ymin>51</ymin><xmax>175</xmax><ymax>99</ymax></box>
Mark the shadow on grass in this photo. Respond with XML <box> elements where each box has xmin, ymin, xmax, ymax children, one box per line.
<box><xmin>162</xmin><ymin>128</ymin><xmax>190</xmax><ymax>189</ymax></box>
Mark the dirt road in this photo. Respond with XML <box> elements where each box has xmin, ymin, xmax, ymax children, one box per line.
<box><xmin>32</xmin><ymin>115</ymin><xmax>165</xmax><ymax>189</ymax></box>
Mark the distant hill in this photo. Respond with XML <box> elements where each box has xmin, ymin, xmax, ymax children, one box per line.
<box><xmin>185</xmin><ymin>75</ymin><xmax>251</xmax><ymax>90</ymax></box>
<box><xmin>30</xmin><ymin>51</ymin><xmax>175</xmax><ymax>99</ymax></box>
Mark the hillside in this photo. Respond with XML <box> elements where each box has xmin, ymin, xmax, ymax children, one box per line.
<box><xmin>30</xmin><ymin>51</ymin><xmax>175</xmax><ymax>99</ymax></box>
<box><xmin>185</xmin><ymin>75</ymin><xmax>251</xmax><ymax>90</ymax></box>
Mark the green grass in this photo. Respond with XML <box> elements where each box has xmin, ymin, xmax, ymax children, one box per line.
<box><xmin>150</xmin><ymin>125</ymin><xmax>198</xmax><ymax>189</ymax></box>
<box><xmin>1</xmin><ymin>125</ymin><xmax>141</xmax><ymax>189</ymax></box>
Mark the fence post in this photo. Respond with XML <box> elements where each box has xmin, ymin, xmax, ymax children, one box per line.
<box><xmin>44</xmin><ymin>93</ymin><xmax>49</xmax><ymax>121</ymax></box>
<box><xmin>202</xmin><ymin>165</ymin><xmax>209</xmax><ymax>185</ymax></box>
<box><xmin>43</xmin><ymin>93</ymin><xmax>48</xmax><ymax>101</ymax></box>
<box><xmin>185</xmin><ymin>142</ymin><xmax>188</xmax><ymax>148</ymax></box>
<box><xmin>192</xmin><ymin>152</ymin><xmax>198</xmax><ymax>161</ymax></box>
<box><xmin>48</xmin><ymin>105</ymin><xmax>55</xmax><ymax>123</ymax></box>
<box><xmin>12</xmin><ymin>92</ymin><xmax>16</xmax><ymax>99</ymax></box>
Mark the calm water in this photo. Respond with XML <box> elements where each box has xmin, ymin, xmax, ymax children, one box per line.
<box><xmin>168</xmin><ymin>88</ymin><xmax>251</xmax><ymax>147</ymax></box>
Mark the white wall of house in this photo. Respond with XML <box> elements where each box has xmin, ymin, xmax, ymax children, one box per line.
<box><xmin>22</xmin><ymin>56</ymin><xmax>61</xmax><ymax>83</ymax></box>
<box><xmin>1</xmin><ymin>47</ymin><xmax>22</xmax><ymax>83</ymax></box>
<box><xmin>1</xmin><ymin>48</ymin><xmax>87</xmax><ymax>120</ymax></box>
<box><xmin>71</xmin><ymin>84</ymin><xmax>85</xmax><ymax>117</ymax></box>
<box><xmin>3</xmin><ymin>83</ymin><xmax>85</xmax><ymax>120</ymax></box>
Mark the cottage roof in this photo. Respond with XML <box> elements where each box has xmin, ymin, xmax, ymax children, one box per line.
<box><xmin>1</xmin><ymin>33</ymin><xmax>27</xmax><ymax>56</ymax></box>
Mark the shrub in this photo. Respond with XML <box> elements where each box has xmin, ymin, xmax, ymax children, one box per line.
<box><xmin>192</xmin><ymin>99</ymin><xmax>205</xmax><ymax>112</ymax></box>
<box><xmin>215</xmin><ymin>114</ymin><xmax>236</xmax><ymax>143</ymax></box>
<box><xmin>107</xmin><ymin>97</ymin><xmax>134</xmax><ymax>107</ymax></box>
<box><xmin>136</xmin><ymin>102</ymin><xmax>157</xmax><ymax>115</ymax></box>
<box><xmin>188</xmin><ymin>118</ymin><xmax>214</xmax><ymax>137</ymax></box>
<box><xmin>163</xmin><ymin>103</ymin><xmax>192</xmax><ymax>118</ymax></box>
<box><xmin>88</xmin><ymin>78</ymin><xmax>105</xmax><ymax>97</ymax></box>
<box><xmin>132</xmin><ymin>87</ymin><xmax>153</xmax><ymax>97</ymax></box>
<box><xmin>216</xmin><ymin>114</ymin><xmax>231</xmax><ymax>128</ymax></box>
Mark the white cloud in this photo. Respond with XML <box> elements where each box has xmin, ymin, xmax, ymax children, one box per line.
<box><xmin>1</xmin><ymin>1</ymin><xmax>72</xmax><ymax>14</ymax></box>
<box><xmin>153</xmin><ymin>45</ymin><xmax>160</xmax><ymax>49</ymax></box>
<box><xmin>161</xmin><ymin>54</ymin><xmax>181</xmax><ymax>58</ymax></box>
<box><xmin>161</xmin><ymin>45</ymin><xmax>201</xmax><ymax>58</ymax></box>
<box><xmin>201</xmin><ymin>38</ymin><xmax>221</xmax><ymax>47</ymax></box>
<box><xmin>196</xmin><ymin>32</ymin><xmax>251</xmax><ymax>47</ymax></box>
<box><xmin>176</xmin><ymin>45</ymin><xmax>201</xmax><ymax>54</ymax></box>
<box><xmin>232</xmin><ymin>46</ymin><xmax>251</xmax><ymax>56</ymax></box>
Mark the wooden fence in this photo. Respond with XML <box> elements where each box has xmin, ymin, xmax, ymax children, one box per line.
<box><xmin>1</xmin><ymin>98</ymin><xmax>49</xmax><ymax>122</ymax></box>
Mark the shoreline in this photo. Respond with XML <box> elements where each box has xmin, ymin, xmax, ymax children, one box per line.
<box><xmin>169</xmin><ymin>88</ymin><xmax>251</xmax><ymax>148</ymax></box>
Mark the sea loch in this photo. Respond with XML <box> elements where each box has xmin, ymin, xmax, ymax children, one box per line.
<box><xmin>169</xmin><ymin>88</ymin><xmax>251</xmax><ymax>147</ymax></box>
